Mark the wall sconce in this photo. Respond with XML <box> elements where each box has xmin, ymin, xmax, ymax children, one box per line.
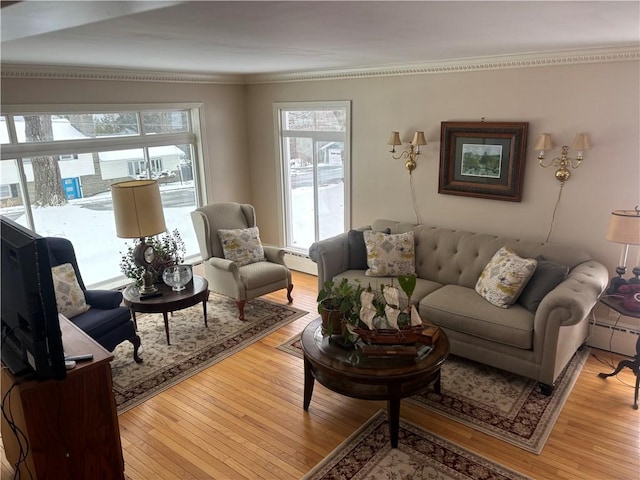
<box><xmin>535</xmin><ymin>133</ymin><xmax>590</xmax><ymax>183</ymax></box>
<box><xmin>606</xmin><ymin>207</ymin><xmax>640</xmax><ymax>294</ymax></box>
<box><xmin>388</xmin><ymin>131</ymin><xmax>427</xmax><ymax>174</ymax></box>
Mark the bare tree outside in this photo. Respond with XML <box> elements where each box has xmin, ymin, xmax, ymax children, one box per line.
<box><xmin>24</xmin><ymin>116</ymin><xmax>67</xmax><ymax>207</ymax></box>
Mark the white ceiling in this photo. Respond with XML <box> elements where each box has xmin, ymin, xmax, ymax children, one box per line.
<box><xmin>1</xmin><ymin>1</ymin><xmax>639</xmax><ymax>76</ymax></box>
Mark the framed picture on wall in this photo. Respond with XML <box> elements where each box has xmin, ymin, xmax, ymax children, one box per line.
<box><xmin>438</xmin><ymin>121</ymin><xmax>529</xmax><ymax>202</ymax></box>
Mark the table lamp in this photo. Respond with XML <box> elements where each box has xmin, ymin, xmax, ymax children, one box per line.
<box><xmin>606</xmin><ymin>207</ymin><xmax>640</xmax><ymax>294</ymax></box>
<box><xmin>111</xmin><ymin>180</ymin><xmax>166</xmax><ymax>295</ymax></box>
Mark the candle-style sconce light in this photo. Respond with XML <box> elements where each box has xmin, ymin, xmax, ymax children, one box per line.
<box><xmin>535</xmin><ymin>133</ymin><xmax>591</xmax><ymax>183</ymax></box>
<box><xmin>388</xmin><ymin>131</ymin><xmax>427</xmax><ymax>174</ymax></box>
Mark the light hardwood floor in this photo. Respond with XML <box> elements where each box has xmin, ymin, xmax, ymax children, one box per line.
<box><xmin>2</xmin><ymin>270</ymin><xmax>639</xmax><ymax>479</ymax></box>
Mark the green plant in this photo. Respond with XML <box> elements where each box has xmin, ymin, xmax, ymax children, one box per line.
<box><xmin>317</xmin><ymin>278</ymin><xmax>364</xmax><ymax>315</ymax></box>
<box><xmin>119</xmin><ymin>229</ymin><xmax>186</xmax><ymax>285</ymax></box>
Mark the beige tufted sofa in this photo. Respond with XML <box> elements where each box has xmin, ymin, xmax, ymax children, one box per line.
<box><xmin>309</xmin><ymin>219</ymin><xmax>608</xmax><ymax>393</ymax></box>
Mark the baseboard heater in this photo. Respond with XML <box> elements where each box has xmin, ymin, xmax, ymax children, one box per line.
<box><xmin>588</xmin><ymin>319</ymin><xmax>639</xmax><ymax>357</ymax></box>
<box><xmin>284</xmin><ymin>251</ymin><xmax>317</xmax><ymax>276</ymax></box>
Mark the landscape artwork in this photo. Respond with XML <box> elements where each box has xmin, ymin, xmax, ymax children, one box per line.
<box><xmin>460</xmin><ymin>144</ymin><xmax>502</xmax><ymax>178</ymax></box>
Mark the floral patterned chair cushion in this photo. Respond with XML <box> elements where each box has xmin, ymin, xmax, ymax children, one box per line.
<box><xmin>218</xmin><ymin>226</ymin><xmax>266</xmax><ymax>267</ymax></box>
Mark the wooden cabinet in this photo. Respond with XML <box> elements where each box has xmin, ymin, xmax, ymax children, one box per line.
<box><xmin>1</xmin><ymin>315</ymin><xmax>125</xmax><ymax>479</ymax></box>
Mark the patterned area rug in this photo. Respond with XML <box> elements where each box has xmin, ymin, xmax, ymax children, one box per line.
<box><xmin>303</xmin><ymin>410</ymin><xmax>531</xmax><ymax>480</ymax></box>
<box><xmin>277</xmin><ymin>335</ymin><xmax>588</xmax><ymax>454</ymax></box>
<box><xmin>111</xmin><ymin>292</ymin><xmax>307</xmax><ymax>413</ymax></box>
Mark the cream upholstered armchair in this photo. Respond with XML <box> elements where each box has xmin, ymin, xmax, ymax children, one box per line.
<box><xmin>190</xmin><ymin>202</ymin><xmax>293</xmax><ymax>320</ymax></box>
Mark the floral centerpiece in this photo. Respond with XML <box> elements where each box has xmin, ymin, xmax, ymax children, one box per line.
<box><xmin>119</xmin><ymin>228</ymin><xmax>186</xmax><ymax>286</ymax></box>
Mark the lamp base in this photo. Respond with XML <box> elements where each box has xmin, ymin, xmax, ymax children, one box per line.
<box><xmin>606</xmin><ymin>266</ymin><xmax>628</xmax><ymax>295</ymax></box>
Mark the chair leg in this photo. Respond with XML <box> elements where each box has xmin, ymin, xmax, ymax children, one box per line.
<box><xmin>237</xmin><ymin>300</ymin><xmax>246</xmax><ymax>321</ymax></box>
<box><xmin>287</xmin><ymin>284</ymin><xmax>294</xmax><ymax>303</ymax></box>
<box><xmin>130</xmin><ymin>334</ymin><xmax>143</xmax><ymax>363</ymax></box>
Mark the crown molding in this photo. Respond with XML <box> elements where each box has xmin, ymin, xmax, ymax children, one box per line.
<box><xmin>246</xmin><ymin>46</ymin><xmax>640</xmax><ymax>84</ymax></box>
<box><xmin>2</xmin><ymin>46</ymin><xmax>638</xmax><ymax>85</ymax></box>
<box><xmin>0</xmin><ymin>64</ymin><xmax>244</xmax><ymax>85</ymax></box>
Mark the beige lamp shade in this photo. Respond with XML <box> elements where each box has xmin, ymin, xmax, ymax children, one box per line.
<box><xmin>387</xmin><ymin>131</ymin><xmax>402</xmax><ymax>146</ymax></box>
<box><xmin>411</xmin><ymin>131</ymin><xmax>427</xmax><ymax>146</ymax></box>
<box><xmin>111</xmin><ymin>180</ymin><xmax>166</xmax><ymax>239</ymax></box>
<box><xmin>571</xmin><ymin>133</ymin><xmax>591</xmax><ymax>152</ymax></box>
<box><xmin>534</xmin><ymin>133</ymin><xmax>553</xmax><ymax>152</ymax></box>
<box><xmin>606</xmin><ymin>209</ymin><xmax>640</xmax><ymax>245</ymax></box>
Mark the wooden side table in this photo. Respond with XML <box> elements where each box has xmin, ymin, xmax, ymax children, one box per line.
<box><xmin>598</xmin><ymin>295</ymin><xmax>640</xmax><ymax>409</ymax></box>
<box><xmin>123</xmin><ymin>275</ymin><xmax>209</xmax><ymax>345</ymax></box>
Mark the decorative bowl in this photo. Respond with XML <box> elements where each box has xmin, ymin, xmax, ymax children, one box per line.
<box><xmin>162</xmin><ymin>264</ymin><xmax>193</xmax><ymax>291</ymax></box>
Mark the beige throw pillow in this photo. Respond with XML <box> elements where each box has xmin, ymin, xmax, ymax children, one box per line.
<box><xmin>475</xmin><ymin>246</ymin><xmax>537</xmax><ymax>308</ymax></box>
<box><xmin>218</xmin><ymin>226</ymin><xmax>266</xmax><ymax>267</ymax></box>
<box><xmin>364</xmin><ymin>230</ymin><xmax>415</xmax><ymax>277</ymax></box>
<box><xmin>51</xmin><ymin>263</ymin><xmax>90</xmax><ymax>319</ymax></box>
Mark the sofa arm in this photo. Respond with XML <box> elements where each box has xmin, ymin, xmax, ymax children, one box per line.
<box><xmin>208</xmin><ymin>256</ymin><xmax>239</xmax><ymax>274</ymax></box>
<box><xmin>263</xmin><ymin>245</ymin><xmax>286</xmax><ymax>265</ymax></box>
<box><xmin>309</xmin><ymin>232</ymin><xmax>351</xmax><ymax>290</ymax></box>
<box><xmin>85</xmin><ymin>289</ymin><xmax>123</xmax><ymax>309</ymax></box>
<box><xmin>535</xmin><ymin>260</ymin><xmax>608</xmax><ymax>329</ymax></box>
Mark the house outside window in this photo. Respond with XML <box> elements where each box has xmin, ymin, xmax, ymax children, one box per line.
<box><xmin>275</xmin><ymin>101</ymin><xmax>351</xmax><ymax>254</ymax></box>
<box><xmin>0</xmin><ymin>105</ymin><xmax>205</xmax><ymax>287</ymax></box>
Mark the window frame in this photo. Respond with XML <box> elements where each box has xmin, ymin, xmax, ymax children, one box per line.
<box><xmin>273</xmin><ymin>101</ymin><xmax>351</xmax><ymax>254</ymax></box>
<box><xmin>0</xmin><ymin>103</ymin><xmax>209</xmax><ymax>287</ymax></box>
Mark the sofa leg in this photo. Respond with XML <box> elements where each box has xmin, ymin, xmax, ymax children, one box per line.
<box><xmin>287</xmin><ymin>284</ymin><xmax>294</xmax><ymax>303</ymax></box>
<box><xmin>237</xmin><ymin>300</ymin><xmax>246</xmax><ymax>321</ymax></box>
<box><xmin>130</xmin><ymin>334</ymin><xmax>142</xmax><ymax>363</ymax></box>
<box><xmin>539</xmin><ymin>383</ymin><xmax>554</xmax><ymax>396</ymax></box>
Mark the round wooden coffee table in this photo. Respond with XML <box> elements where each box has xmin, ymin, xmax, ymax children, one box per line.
<box><xmin>123</xmin><ymin>275</ymin><xmax>209</xmax><ymax>345</ymax></box>
<box><xmin>300</xmin><ymin>318</ymin><xmax>449</xmax><ymax>448</ymax></box>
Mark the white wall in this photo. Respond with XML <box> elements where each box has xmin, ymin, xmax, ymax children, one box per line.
<box><xmin>0</xmin><ymin>77</ymin><xmax>251</xmax><ymax>205</ymax></box>
<box><xmin>2</xmin><ymin>60</ymin><xmax>639</xmax><ymax>278</ymax></box>
<box><xmin>246</xmin><ymin>60</ymin><xmax>640</xmax><ymax>279</ymax></box>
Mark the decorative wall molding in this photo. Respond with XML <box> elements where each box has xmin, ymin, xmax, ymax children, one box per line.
<box><xmin>0</xmin><ymin>64</ymin><xmax>244</xmax><ymax>85</ymax></box>
<box><xmin>247</xmin><ymin>46</ymin><xmax>640</xmax><ymax>84</ymax></box>
<box><xmin>2</xmin><ymin>46</ymin><xmax>638</xmax><ymax>85</ymax></box>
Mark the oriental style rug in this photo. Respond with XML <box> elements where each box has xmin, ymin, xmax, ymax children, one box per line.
<box><xmin>277</xmin><ymin>334</ymin><xmax>588</xmax><ymax>454</ymax></box>
<box><xmin>303</xmin><ymin>410</ymin><xmax>531</xmax><ymax>480</ymax></box>
<box><xmin>111</xmin><ymin>293</ymin><xmax>307</xmax><ymax>413</ymax></box>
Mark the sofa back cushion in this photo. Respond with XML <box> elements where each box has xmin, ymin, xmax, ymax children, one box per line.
<box><xmin>371</xmin><ymin>220</ymin><xmax>592</xmax><ymax>289</ymax></box>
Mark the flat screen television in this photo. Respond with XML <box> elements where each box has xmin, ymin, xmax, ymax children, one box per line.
<box><xmin>1</xmin><ymin>215</ymin><xmax>66</xmax><ymax>380</ymax></box>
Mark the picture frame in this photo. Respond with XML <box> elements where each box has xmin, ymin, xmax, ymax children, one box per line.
<box><xmin>438</xmin><ymin>121</ymin><xmax>529</xmax><ymax>202</ymax></box>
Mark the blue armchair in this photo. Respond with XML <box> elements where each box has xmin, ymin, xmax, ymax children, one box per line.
<box><xmin>46</xmin><ymin>237</ymin><xmax>142</xmax><ymax>363</ymax></box>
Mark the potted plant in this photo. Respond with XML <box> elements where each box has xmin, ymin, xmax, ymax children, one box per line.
<box><xmin>119</xmin><ymin>228</ymin><xmax>186</xmax><ymax>286</ymax></box>
<box><xmin>316</xmin><ymin>278</ymin><xmax>363</xmax><ymax>336</ymax></box>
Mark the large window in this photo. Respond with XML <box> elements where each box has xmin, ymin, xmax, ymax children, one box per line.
<box><xmin>275</xmin><ymin>102</ymin><xmax>350</xmax><ymax>253</ymax></box>
<box><xmin>0</xmin><ymin>105</ymin><xmax>205</xmax><ymax>287</ymax></box>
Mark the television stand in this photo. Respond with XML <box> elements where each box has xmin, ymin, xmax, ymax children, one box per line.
<box><xmin>1</xmin><ymin>315</ymin><xmax>125</xmax><ymax>479</ymax></box>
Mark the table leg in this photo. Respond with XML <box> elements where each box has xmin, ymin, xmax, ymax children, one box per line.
<box><xmin>202</xmin><ymin>299</ymin><xmax>208</xmax><ymax>327</ymax></box>
<box><xmin>387</xmin><ymin>384</ymin><xmax>401</xmax><ymax>449</ymax></box>
<box><xmin>599</xmin><ymin>335</ymin><xmax>640</xmax><ymax>409</ymax></box>
<box><xmin>163</xmin><ymin>312</ymin><xmax>171</xmax><ymax>345</ymax></box>
<box><xmin>434</xmin><ymin>370</ymin><xmax>442</xmax><ymax>394</ymax></box>
<box><xmin>303</xmin><ymin>356</ymin><xmax>315</xmax><ymax>411</ymax></box>
<box><xmin>131</xmin><ymin>310</ymin><xmax>138</xmax><ymax>331</ymax></box>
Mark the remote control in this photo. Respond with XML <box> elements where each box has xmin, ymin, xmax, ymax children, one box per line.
<box><xmin>65</xmin><ymin>353</ymin><xmax>94</xmax><ymax>362</ymax></box>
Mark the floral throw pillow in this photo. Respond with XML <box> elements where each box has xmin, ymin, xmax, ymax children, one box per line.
<box><xmin>218</xmin><ymin>226</ymin><xmax>265</xmax><ymax>267</ymax></box>
<box><xmin>475</xmin><ymin>246</ymin><xmax>537</xmax><ymax>308</ymax></box>
<box><xmin>364</xmin><ymin>230</ymin><xmax>415</xmax><ymax>277</ymax></box>
<box><xmin>51</xmin><ymin>263</ymin><xmax>90</xmax><ymax>319</ymax></box>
